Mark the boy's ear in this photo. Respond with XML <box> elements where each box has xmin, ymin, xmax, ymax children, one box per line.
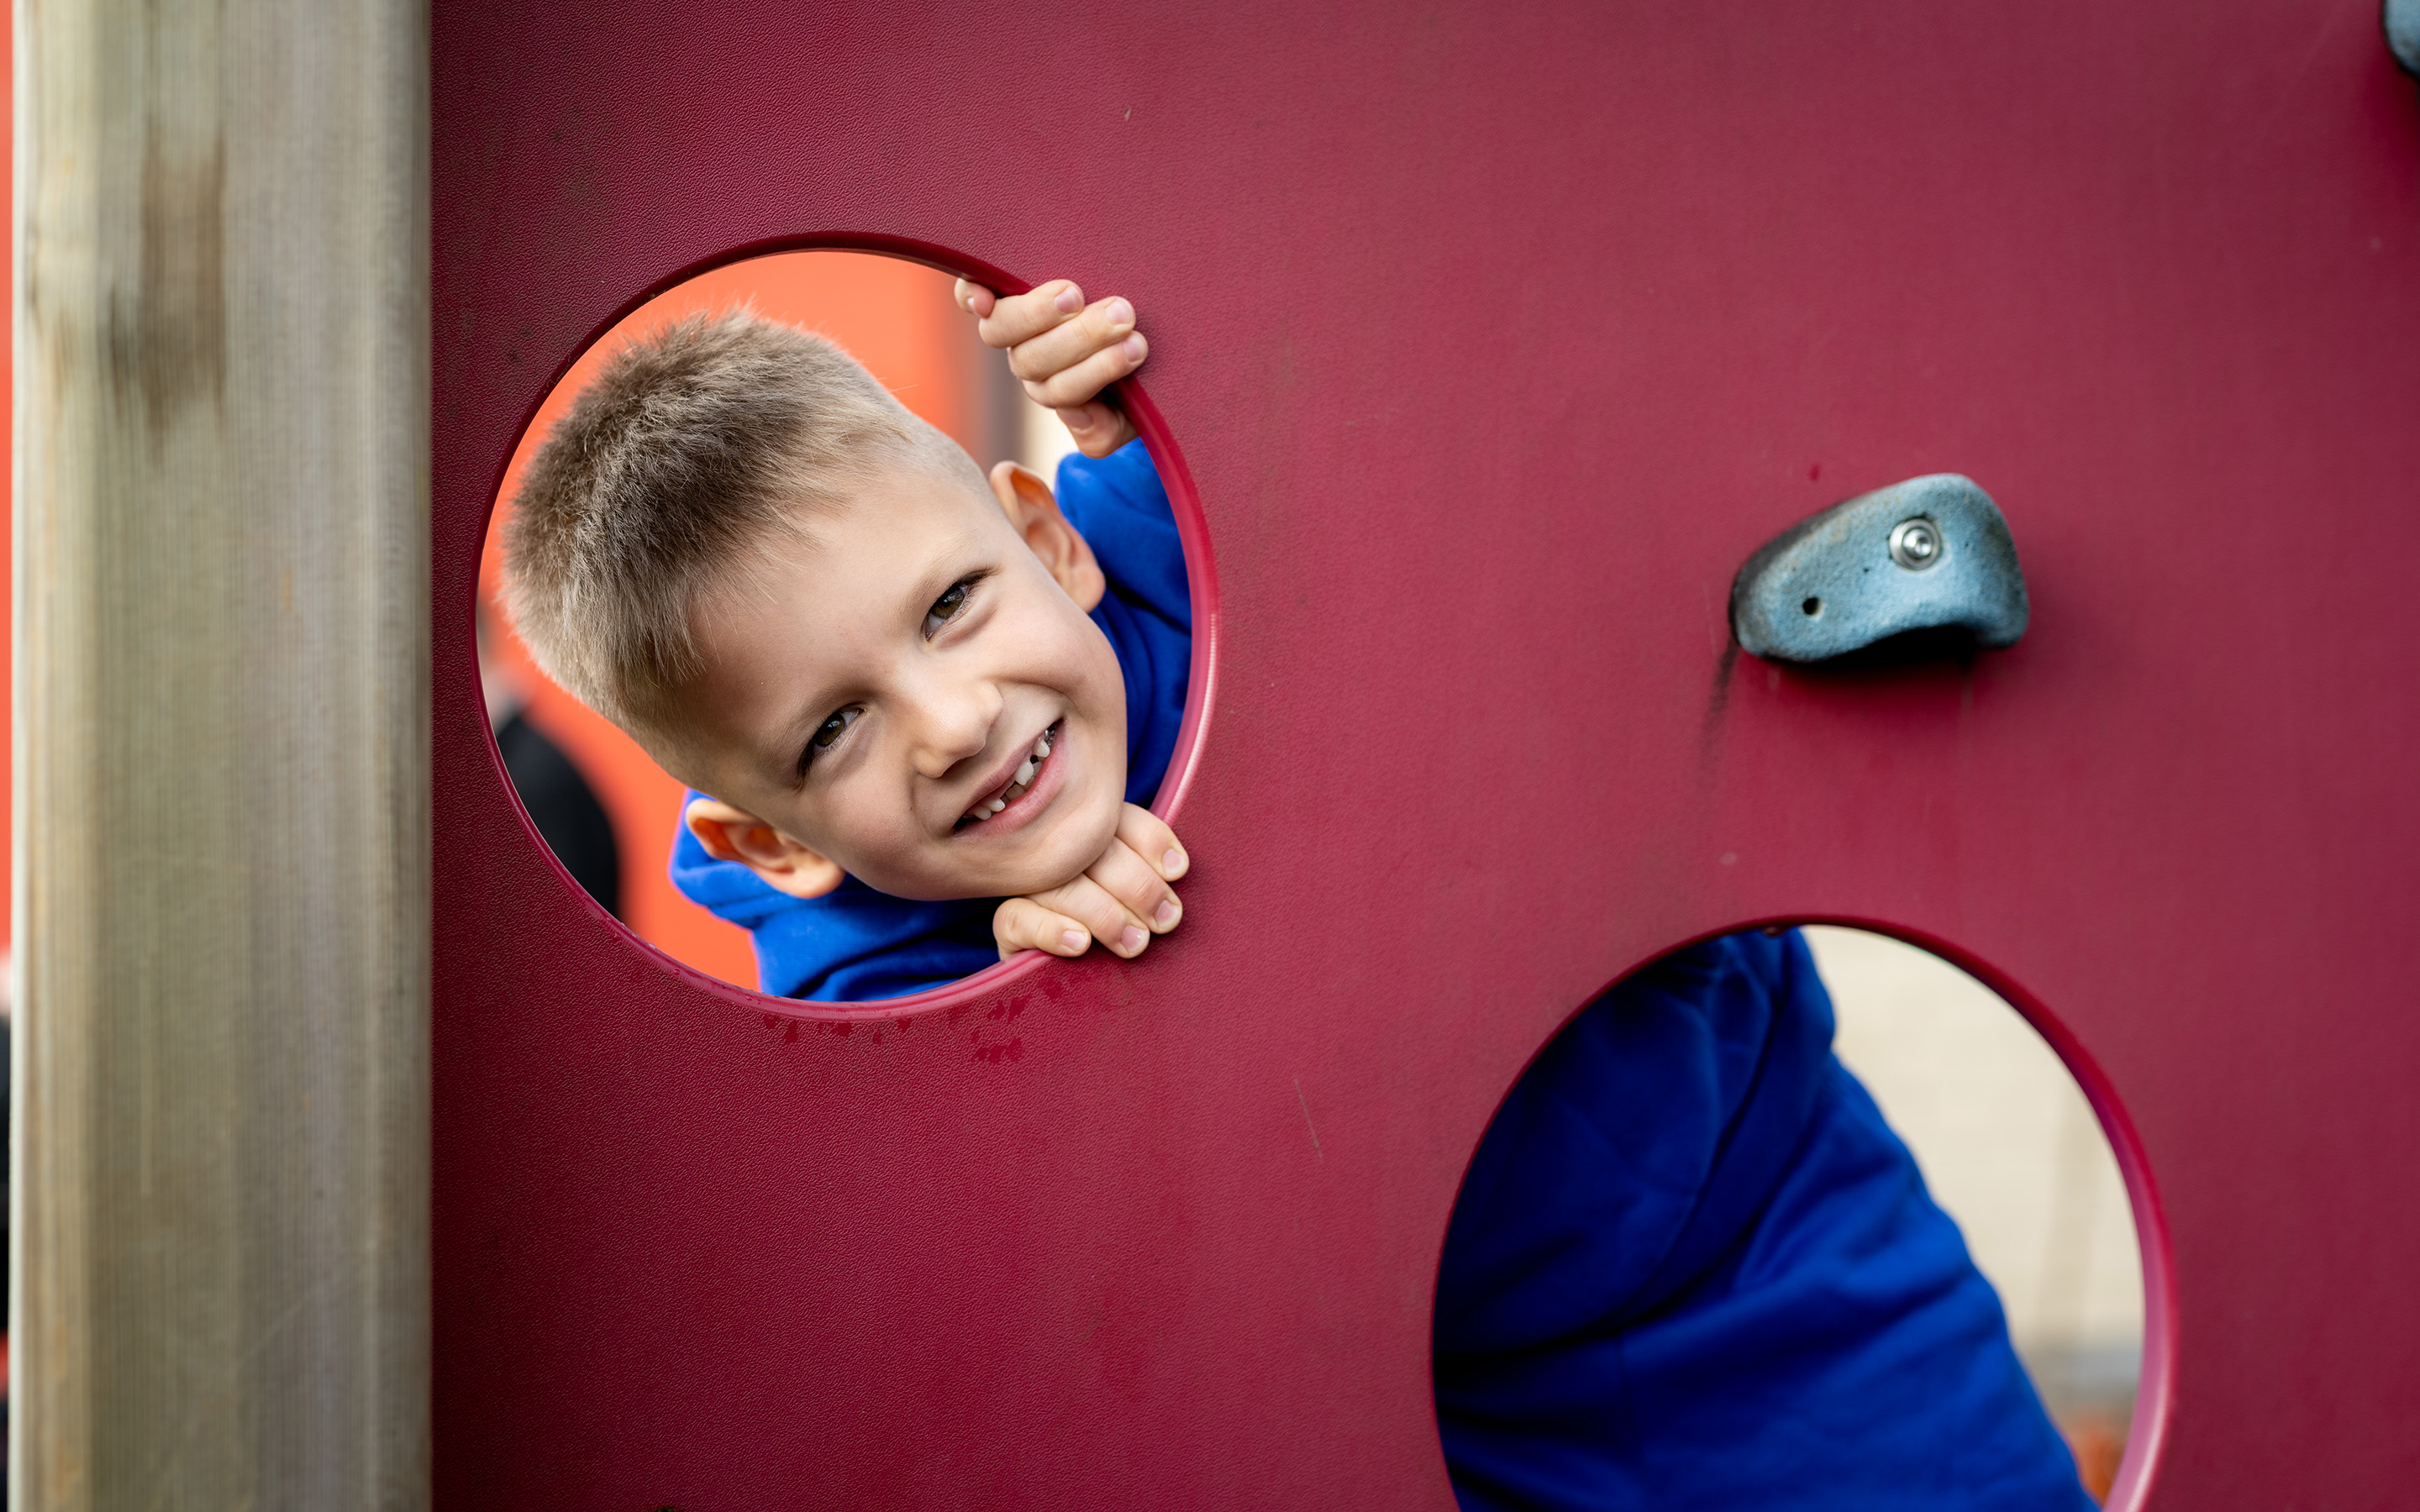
<box><xmin>989</xmin><ymin>461</ymin><xmax>1106</xmax><ymax>612</ymax></box>
<box><xmin>683</xmin><ymin>798</ymin><xmax>846</xmax><ymax>900</ymax></box>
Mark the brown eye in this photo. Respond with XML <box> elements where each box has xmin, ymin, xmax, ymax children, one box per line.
<box><xmin>803</xmin><ymin>706</ymin><xmax>860</xmax><ymax>769</ymax></box>
<box><xmin>923</xmin><ymin>577</ymin><xmax>982</xmax><ymax>639</ymax></box>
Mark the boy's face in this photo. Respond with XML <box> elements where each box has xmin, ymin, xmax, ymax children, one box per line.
<box><xmin>674</xmin><ymin>465</ymin><xmax>1129</xmax><ymax>903</ymax></box>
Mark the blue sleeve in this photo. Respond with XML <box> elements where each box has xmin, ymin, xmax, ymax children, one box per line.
<box><xmin>667</xmin><ymin>816</ymin><xmax>999</xmax><ymax>1001</ymax></box>
<box><xmin>1434</xmin><ymin>932</ymin><xmax>2091</xmax><ymax>1511</ymax></box>
<box><xmin>1054</xmin><ymin>440</ymin><xmax>1189</xmax><ymax>638</ymax></box>
<box><xmin>1055</xmin><ymin>440</ymin><xmax>1191</xmax><ymax>806</ymax></box>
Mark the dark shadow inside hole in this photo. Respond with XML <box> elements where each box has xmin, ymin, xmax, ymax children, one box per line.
<box><xmin>481</xmin><ymin>605</ymin><xmax>623</xmax><ymax>920</ymax></box>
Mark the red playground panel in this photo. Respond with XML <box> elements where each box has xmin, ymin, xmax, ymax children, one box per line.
<box><xmin>430</xmin><ymin>4</ymin><xmax>2420</xmax><ymax>1507</ymax></box>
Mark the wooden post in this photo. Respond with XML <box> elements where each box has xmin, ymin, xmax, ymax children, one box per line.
<box><xmin>13</xmin><ymin>0</ymin><xmax>429</xmax><ymax>1506</ymax></box>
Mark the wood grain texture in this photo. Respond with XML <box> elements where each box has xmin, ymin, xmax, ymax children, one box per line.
<box><xmin>13</xmin><ymin>0</ymin><xmax>429</xmax><ymax>1507</ymax></box>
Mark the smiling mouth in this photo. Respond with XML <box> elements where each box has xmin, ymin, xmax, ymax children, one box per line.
<box><xmin>956</xmin><ymin>720</ymin><xmax>1061</xmax><ymax>832</ymax></box>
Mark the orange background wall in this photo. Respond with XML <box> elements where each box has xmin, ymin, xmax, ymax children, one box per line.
<box><xmin>477</xmin><ymin>252</ymin><xmax>1005</xmax><ymax>988</ymax></box>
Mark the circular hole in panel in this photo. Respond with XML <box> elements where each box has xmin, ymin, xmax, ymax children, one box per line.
<box><xmin>1432</xmin><ymin>926</ymin><xmax>2152</xmax><ymax>1508</ymax></box>
<box><xmin>477</xmin><ymin>250</ymin><xmax>1207</xmax><ymax>1008</ymax></box>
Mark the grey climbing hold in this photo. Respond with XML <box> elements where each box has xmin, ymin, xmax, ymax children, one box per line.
<box><xmin>1730</xmin><ymin>474</ymin><xmax>2029</xmax><ymax>664</ymax></box>
<box><xmin>2390</xmin><ymin>0</ymin><xmax>2420</xmax><ymax>78</ymax></box>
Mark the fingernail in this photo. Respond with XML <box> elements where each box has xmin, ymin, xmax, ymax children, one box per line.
<box><xmin>1061</xmin><ymin>929</ymin><xmax>1088</xmax><ymax>953</ymax></box>
<box><xmin>1055</xmin><ymin>284</ymin><xmax>1083</xmax><ymax>313</ymax></box>
<box><xmin>1155</xmin><ymin>900</ymin><xmax>1180</xmax><ymax>928</ymax></box>
<box><xmin>1122</xmin><ymin>333</ymin><xmax>1148</xmax><ymax>365</ymax></box>
<box><xmin>1161</xmin><ymin>847</ymin><xmax>1186</xmax><ymax>874</ymax></box>
<box><xmin>1064</xmin><ymin>406</ymin><xmax>1096</xmax><ymax>430</ymax></box>
<box><xmin>1120</xmin><ymin>926</ymin><xmax>1146</xmax><ymax>954</ymax></box>
<box><xmin>1103</xmin><ymin>297</ymin><xmax>1134</xmax><ymax>331</ymax></box>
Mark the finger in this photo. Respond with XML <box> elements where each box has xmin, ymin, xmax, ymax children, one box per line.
<box><xmin>1084</xmin><ymin>835</ymin><xmax>1183</xmax><ymax>935</ymax></box>
<box><xmin>1019</xmin><ymin>331</ymin><xmax>1150</xmax><ymax>411</ymax></box>
<box><xmin>1114</xmin><ymin>802</ymin><xmax>1189</xmax><ymax>882</ymax></box>
<box><xmin>954</xmin><ymin>278</ymin><xmax>997</xmax><ymax>319</ymax></box>
<box><xmin>992</xmin><ymin>896</ymin><xmax>1093</xmax><ymax>960</ymax></box>
<box><xmin>976</xmin><ymin>279</ymin><xmax>1086</xmax><ymax>349</ymax></box>
<box><xmin>1057</xmin><ymin>402</ymin><xmax>1137</xmax><ymax>459</ymax></box>
<box><xmin>1006</xmin><ymin>295</ymin><xmax>1139</xmax><ymax>385</ymax></box>
<box><xmin>1031</xmin><ymin>874</ymin><xmax>1154</xmax><ymax>959</ymax></box>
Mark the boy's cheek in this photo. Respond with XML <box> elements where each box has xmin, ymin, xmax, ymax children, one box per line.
<box><xmin>778</xmin><ymin>801</ymin><xmax>922</xmax><ymax>897</ymax></box>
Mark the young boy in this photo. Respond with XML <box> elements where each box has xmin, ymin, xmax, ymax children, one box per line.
<box><xmin>503</xmin><ymin>281</ymin><xmax>2092</xmax><ymax>1508</ymax></box>
<box><xmin>505</xmin><ymin>280</ymin><xmax>1194</xmax><ymax>1000</ymax></box>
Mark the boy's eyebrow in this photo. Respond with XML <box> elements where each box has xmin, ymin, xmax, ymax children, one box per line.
<box><xmin>760</xmin><ymin>527</ymin><xmax>997</xmax><ymax>775</ymax></box>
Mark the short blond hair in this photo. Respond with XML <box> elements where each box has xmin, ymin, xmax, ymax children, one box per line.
<box><xmin>502</xmin><ymin>310</ymin><xmax>986</xmax><ymax>743</ymax></box>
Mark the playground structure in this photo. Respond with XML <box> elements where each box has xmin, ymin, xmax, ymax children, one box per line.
<box><xmin>478</xmin><ymin>249</ymin><xmax>2150</xmax><ymax>1488</ymax></box>
<box><xmin>14</xmin><ymin>2</ymin><xmax>2420</xmax><ymax>1508</ymax></box>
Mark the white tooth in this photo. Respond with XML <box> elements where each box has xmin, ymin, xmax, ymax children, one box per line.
<box><xmin>989</xmin><ymin>798</ymin><xmax>1007</xmax><ymax>814</ymax></box>
<box><xmin>1033</xmin><ymin>737</ymin><xmax>1050</xmax><ymax>760</ymax></box>
<box><xmin>1016</xmin><ymin>759</ymin><xmax>1037</xmax><ymax>785</ymax></box>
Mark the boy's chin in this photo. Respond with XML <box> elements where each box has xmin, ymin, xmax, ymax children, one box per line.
<box><xmin>984</xmin><ymin>790</ymin><xmax>1126</xmax><ymax>897</ymax></box>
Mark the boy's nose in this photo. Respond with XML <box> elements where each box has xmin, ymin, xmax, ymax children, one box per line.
<box><xmin>903</xmin><ymin>680</ymin><xmax>1000</xmax><ymax>781</ymax></box>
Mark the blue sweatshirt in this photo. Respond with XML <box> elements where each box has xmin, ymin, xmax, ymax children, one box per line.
<box><xmin>669</xmin><ymin>440</ymin><xmax>1190</xmax><ymax>1002</ymax></box>
<box><xmin>1434</xmin><ymin>930</ymin><xmax>2091</xmax><ymax>1510</ymax></box>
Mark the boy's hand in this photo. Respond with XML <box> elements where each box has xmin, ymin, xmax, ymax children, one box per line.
<box><xmin>992</xmin><ymin>803</ymin><xmax>1188</xmax><ymax>961</ymax></box>
<box><xmin>955</xmin><ymin>277</ymin><xmax>1146</xmax><ymax>459</ymax></box>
